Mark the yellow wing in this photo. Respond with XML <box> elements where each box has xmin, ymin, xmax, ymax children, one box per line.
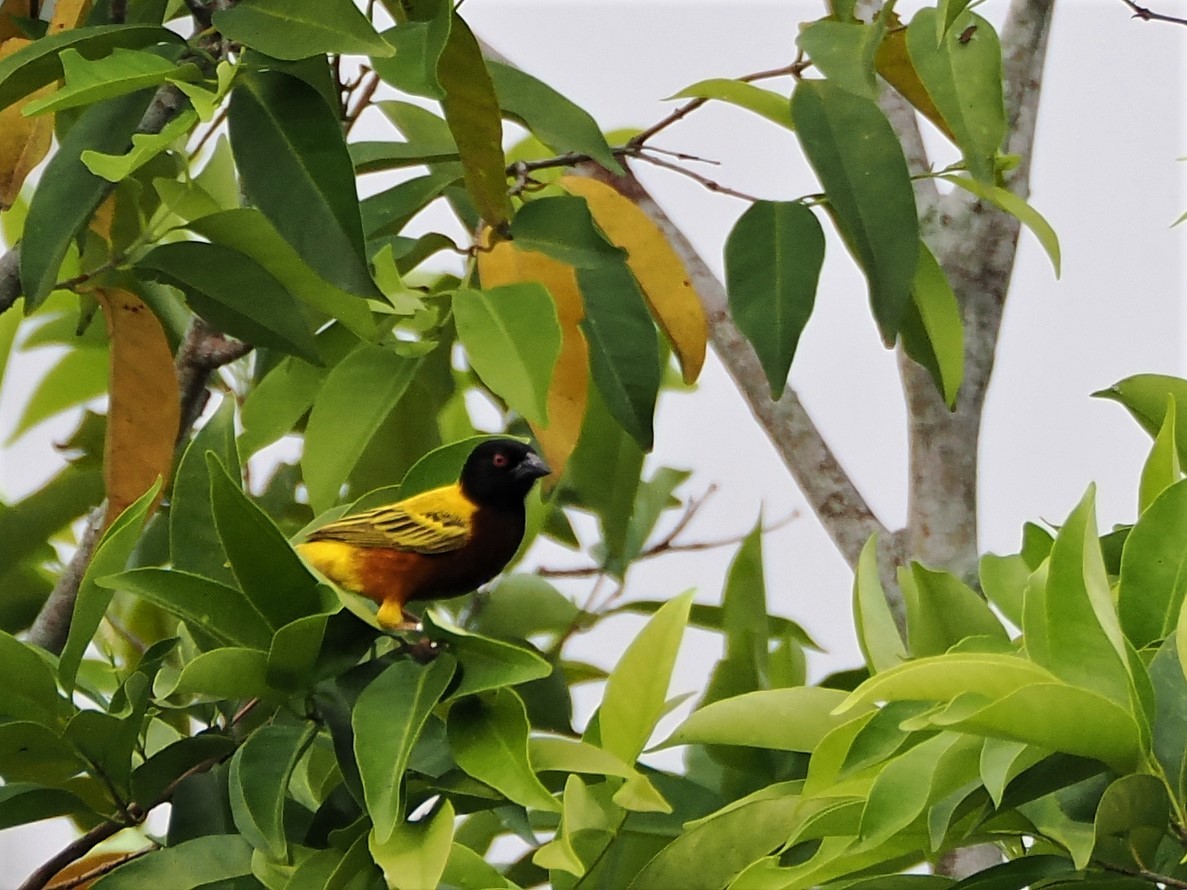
<box><xmin>304</xmin><ymin>484</ymin><xmax>476</xmax><ymax>554</ymax></box>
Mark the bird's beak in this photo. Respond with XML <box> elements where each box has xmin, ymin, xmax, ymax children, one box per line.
<box><xmin>515</xmin><ymin>451</ymin><xmax>551</xmax><ymax>480</ymax></box>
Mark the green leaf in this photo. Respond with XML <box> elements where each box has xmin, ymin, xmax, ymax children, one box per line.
<box><xmin>474</xmin><ymin>574</ymin><xmax>580</xmax><ymax>639</ymax></box>
<box><xmin>1139</xmin><ymin>395</ymin><xmax>1181</xmax><ymax>512</ymax></box>
<box><xmin>370</xmin><ymin>799</ymin><xmax>456</xmax><ymax>890</ymax></box>
<box><xmin>353</xmin><ymin>655</ymin><xmax>456</xmax><ymax>842</ymax></box>
<box><xmin>301</xmin><ymin>344</ymin><xmax>420</xmax><ymax>513</ymax></box>
<box><xmin>186</xmin><ymin>208</ymin><xmax>377</xmax><ymax>341</ymax></box>
<box><xmin>901</xmin><ymin>563</ymin><xmax>1007</xmax><ymax>657</ymax></box>
<box><xmin>942</xmin><ymin>174</ymin><xmax>1061</xmax><ymax>277</ymax></box>
<box><xmin>60</xmin><ymin>480</ymin><xmax>162</xmax><ymax>694</ymax></box>
<box><xmin>725</xmin><ymin>200</ymin><xmax>825</xmax><ymax>397</ymax></box>
<box><xmin>1119</xmin><ymin>479</ymin><xmax>1187</xmax><ymax>650</ymax></box>
<box><xmin>937</xmin><ymin>0</ymin><xmax>976</xmax><ymax>42</ymax></box>
<box><xmin>509</xmin><ymin>195</ymin><xmax>625</xmax><ymax>267</ymax></box>
<box><xmin>900</xmin><ymin>242</ymin><xmax>964</xmax><ymax>407</ymax></box>
<box><xmin>99</xmin><ymin>568</ymin><xmax>273</xmax><ymax>650</ymax></box>
<box><xmin>0</xmin><ymin>25</ymin><xmax>180</xmax><ymax>113</ymax></box>
<box><xmin>853</xmin><ymin>535</ymin><xmax>907</xmax><ymax>674</ymax></box>
<box><xmin>229</xmin><ymin>723</ymin><xmax>314</xmax><ymax>860</ymax></box>
<box><xmin>490</xmin><ymin>61</ymin><xmax>622</xmax><ymax>171</ymax></box>
<box><xmin>449</xmin><ymin>688</ymin><xmax>560</xmax><ymax>812</ymax></box>
<box><xmin>1093</xmin><ymin>773</ymin><xmax>1168</xmax><ymax>863</ymax></box>
<box><xmin>423</xmin><ymin>612</ymin><xmax>551</xmax><ymax>698</ymax></box>
<box><xmin>1149</xmin><ymin>634</ymin><xmax>1187</xmax><ymax>803</ymax></box>
<box><xmin>907</xmin><ymin>9</ymin><xmax>1005</xmax><ymax>183</ymax></box>
<box><xmin>1096</xmin><ymin>374</ymin><xmax>1187</xmax><ymax>465</ymax></box>
<box><xmin>662</xmin><ymin>687</ymin><xmax>865</xmax><ymax>752</ymax></box>
<box><xmin>0</xmin><ymin>463</ymin><xmax>103</xmax><ymax>583</ymax></box>
<box><xmin>267</xmin><ymin>613</ymin><xmax>330</xmax><ymax>692</ymax></box>
<box><xmin>597</xmin><ymin>589</ymin><xmax>694</xmax><ymax>763</ymax></box>
<box><xmin>0</xmin><ymin>632</ymin><xmax>67</xmax><ymax>727</ymax></box>
<box><xmin>713</xmin><ymin>519</ymin><xmax>770</xmax><ymax>696</ymax></box>
<box><xmin>229</xmin><ymin>70</ymin><xmax>377</xmax><ymax>297</ymax></box>
<box><xmin>796</xmin><ymin>20</ymin><xmax>880</xmax><ymax>100</ymax></box>
<box><xmin>239</xmin><ymin>357</ymin><xmax>325</xmax><ymax>458</ymax></box>
<box><xmin>0</xmin><ymin>783</ymin><xmax>93</xmax><ymax>831</ymax></box>
<box><xmin>371</xmin><ymin>14</ymin><xmax>449</xmax><ymax>99</ymax></box>
<box><xmin>130</xmin><ymin>734</ymin><xmax>237</xmax><ymax>805</ymax></box>
<box><xmin>213</xmin><ymin>0</ymin><xmax>392</xmax><ymax>60</ymax></box>
<box><xmin>360</xmin><ymin>171</ymin><xmax>459</xmax><ymax>239</ymax></box>
<box><xmin>527</xmin><ymin>737</ymin><xmax>635</xmax><ymax>779</ymax></box>
<box><xmin>668</xmin><ymin>77</ymin><xmax>795</xmax><ymax>129</ymax></box>
<box><xmin>21</xmin><ymin>89</ymin><xmax>153</xmax><ymax>306</ymax></box>
<box><xmin>8</xmin><ymin>347</ymin><xmax>108</xmax><ymax>441</ymax></box>
<box><xmin>82</xmin><ymin>109</ymin><xmax>199</xmax><ymax>182</ymax></box>
<box><xmin>0</xmin><ymin>721</ymin><xmax>84</xmax><ymax>783</ymax></box>
<box><xmin>161</xmin><ymin>647</ymin><xmax>271</xmax><ymax>700</ymax></box>
<box><xmin>578</xmin><ymin>260</ymin><xmax>660</xmax><ymax>450</ymax></box>
<box><xmin>170</xmin><ymin>398</ymin><xmax>238</xmax><ymax>583</ymax></box>
<box><xmin>90</xmin><ymin>835</ymin><xmax>254</xmax><ymax>888</ymax></box>
<box><xmin>454</xmin><ymin>284</ymin><xmax>561</xmax><ymax>427</ymax></box>
<box><xmin>137</xmin><ymin>241</ymin><xmax>321</xmax><ymax>364</ymax></box>
<box><xmin>791</xmin><ymin>79</ymin><xmax>918</xmax><ymax>344</ymax></box>
<box><xmin>394</xmin><ymin>434</ymin><xmax>517</xmax><ymax>500</ymax></box>
<box><xmin>979</xmin><ymin>552</ymin><xmax>1029</xmax><ymax>629</ymax></box>
<box><xmin>441</xmin><ymin>842</ymin><xmax>517</xmax><ymax>890</ymax></box>
<box><xmin>24</xmin><ymin>48</ymin><xmax>198</xmax><ymax>115</ymax></box>
<box><xmin>207</xmin><ymin>454</ymin><xmax>323</xmax><ymax>628</ymax></box>
<box><xmin>437</xmin><ymin>12</ymin><xmax>510</xmax><ymax>228</ymax></box>
<box><xmin>1038</xmin><ymin>486</ymin><xmax>1132</xmax><ymax>707</ymax></box>
<box><xmin>349</xmin><ymin>138</ymin><xmax>460</xmax><ymax>173</ymax></box>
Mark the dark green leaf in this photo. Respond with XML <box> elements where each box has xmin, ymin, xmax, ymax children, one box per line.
<box><xmin>349</xmin><ymin>138</ymin><xmax>459</xmax><ymax>173</ymax></box>
<box><xmin>207</xmin><ymin>454</ymin><xmax>324</xmax><ymax>628</ymax></box>
<box><xmin>423</xmin><ymin>613</ymin><xmax>551</xmax><ymax>698</ymax></box>
<box><xmin>0</xmin><ymin>25</ymin><xmax>178</xmax><ymax>112</ymax></box>
<box><xmin>229</xmin><ymin>70</ymin><xmax>377</xmax><ymax>297</ymax></box>
<box><xmin>229</xmin><ymin>723</ymin><xmax>314</xmax><ymax>860</ymax></box>
<box><xmin>0</xmin><ymin>632</ymin><xmax>68</xmax><ymax>727</ymax></box>
<box><xmin>22</xmin><ymin>89</ymin><xmax>154</xmax><ymax>306</ymax></box>
<box><xmin>489</xmin><ymin>61</ymin><xmax>621</xmax><ymax>172</ymax></box>
<box><xmin>900</xmin><ymin>242</ymin><xmax>964</xmax><ymax>407</ymax></box>
<box><xmin>90</xmin><ymin>835</ymin><xmax>254</xmax><ymax>888</ymax></box>
<box><xmin>170</xmin><ymin>398</ymin><xmax>238</xmax><ymax>583</ymax></box>
<box><xmin>509</xmin><ymin>195</ymin><xmax>624</xmax><ymax>268</ymax></box>
<box><xmin>130</xmin><ymin>734</ymin><xmax>237</xmax><ymax>805</ymax></box>
<box><xmin>371</xmin><ymin>14</ymin><xmax>449</xmax><ymax>99</ymax></box>
<box><xmin>353</xmin><ymin>655</ymin><xmax>456</xmax><ymax>843</ymax></box>
<box><xmin>578</xmin><ymin>261</ymin><xmax>660</xmax><ymax>450</ymax></box>
<box><xmin>162</xmin><ymin>647</ymin><xmax>272</xmax><ymax>700</ymax></box>
<box><xmin>213</xmin><ymin>0</ymin><xmax>392</xmax><ymax>60</ymax></box>
<box><xmin>437</xmin><ymin>12</ymin><xmax>510</xmax><ymax>228</ymax></box>
<box><xmin>796</xmin><ymin>20</ymin><xmax>880</xmax><ymax>100</ymax></box>
<box><xmin>266</xmin><ymin>613</ymin><xmax>328</xmax><ymax>691</ymax></box>
<box><xmin>725</xmin><ymin>200</ymin><xmax>825</xmax><ymax>398</ymax></box>
<box><xmin>791</xmin><ymin>79</ymin><xmax>918</xmax><ymax>344</ymax></box>
<box><xmin>360</xmin><ymin>171</ymin><xmax>459</xmax><ymax>239</ymax></box>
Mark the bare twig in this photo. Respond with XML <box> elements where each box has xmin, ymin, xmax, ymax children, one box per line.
<box><xmin>0</xmin><ymin>247</ymin><xmax>20</xmax><ymax>314</ymax></box>
<box><xmin>190</xmin><ymin>105</ymin><xmax>229</xmax><ymax>157</ymax></box>
<box><xmin>344</xmin><ymin>69</ymin><xmax>382</xmax><ymax>134</ymax></box>
<box><xmin>1118</xmin><ymin>0</ymin><xmax>1187</xmax><ymax>26</ymax></box>
<box><xmin>174</xmin><ymin>318</ymin><xmax>254</xmax><ymax>443</ymax></box>
<box><xmin>26</xmin><ymin>506</ymin><xmax>105</xmax><ymax>654</ymax></box>
<box><xmin>1094</xmin><ymin>859</ymin><xmax>1187</xmax><ymax>888</ymax></box>
<box><xmin>47</xmin><ymin>845</ymin><xmax>160</xmax><ymax>890</ymax></box>
<box><xmin>630</xmin><ymin>151</ymin><xmax>763</xmax><ymax>202</ymax></box>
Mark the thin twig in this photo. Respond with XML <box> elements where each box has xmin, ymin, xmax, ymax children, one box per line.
<box><xmin>190</xmin><ymin>105</ymin><xmax>229</xmax><ymax>157</ymax></box>
<box><xmin>1118</xmin><ymin>0</ymin><xmax>1187</xmax><ymax>25</ymax></box>
<box><xmin>344</xmin><ymin>69</ymin><xmax>382</xmax><ymax>134</ymax></box>
<box><xmin>174</xmin><ymin>318</ymin><xmax>254</xmax><ymax>444</ymax></box>
<box><xmin>639</xmin><ymin>144</ymin><xmax>721</xmax><ymax>165</ymax></box>
<box><xmin>1095</xmin><ymin>859</ymin><xmax>1187</xmax><ymax>888</ymax></box>
<box><xmin>630</xmin><ymin>151</ymin><xmax>763</xmax><ymax>202</ymax></box>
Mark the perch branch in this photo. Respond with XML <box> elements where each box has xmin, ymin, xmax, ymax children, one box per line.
<box><xmin>1117</xmin><ymin>0</ymin><xmax>1187</xmax><ymax>26</ymax></box>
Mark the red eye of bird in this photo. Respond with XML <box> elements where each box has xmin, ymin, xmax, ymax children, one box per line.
<box><xmin>492</xmin><ymin>452</ymin><xmax>509</xmax><ymax>468</ymax></box>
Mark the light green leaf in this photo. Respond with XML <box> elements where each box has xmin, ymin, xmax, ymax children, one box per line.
<box><xmin>1096</xmin><ymin>374</ymin><xmax>1187</xmax><ymax>467</ymax></box>
<box><xmin>597</xmin><ymin>589</ymin><xmax>694</xmax><ymax>763</ymax></box>
<box><xmin>354</xmin><ymin>656</ymin><xmax>455</xmax><ymax>844</ymax></box>
<box><xmin>229</xmin><ymin>70</ymin><xmax>377</xmax><ymax>298</ymax></box>
<box><xmin>662</xmin><ymin>687</ymin><xmax>865</xmax><ymax>752</ymax></box>
<box><xmin>454</xmin><ymin>285</ymin><xmax>561</xmax><ymax>427</ymax></box>
<box><xmin>23</xmin><ymin>48</ymin><xmax>199</xmax><ymax>116</ymax></box>
<box><xmin>239</xmin><ymin>356</ymin><xmax>326</xmax><ymax>458</ymax></box>
<box><xmin>901</xmin><ymin>562</ymin><xmax>1007</xmax><ymax>657</ymax></box>
<box><xmin>159</xmin><ymin>647</ymin><xmax>271</xmax><ymax>701</ymax></box>
<box><xmin>577</xmin><ymin>260</ymin><xmax>660</xmax><ymax>450</ymax></box>
<box><xmin>371</xmin><ymin>14</ymin><xmax>449</xmax><ymax>99</ymax></box>
<box><xmin>900</xmin><ymin>242</ymin><xmax>964</xmax><ymax>407</ymax></box>
<box><xmin>441</xmin><ymin>842</ymin><xmax>517</xmax><ymax>890</ymax></box>
<box><xmin>490</xmin><ymin>61</ymin><xmax>621</xmax><ymax>171</ymax></box>
<box><xmin>474</xmin><ymin>574</ymin><xmax>580</xmax><ymax>639</ymax></box>
<box><xmin>448</xmin><ymin>687</ymin><xmax>560</xmax><ymax>812</ymax></box>
<box><xmin>266</xmin><ymin>613</ymin><xmax>330</xmax><ymax>692</ymax></box>
<box><xmin>229</xmin><ymin>723</ymin><xmax>314</xmax><ymax>860</ymax></box>
<box><xmin>907</xmin><ymin>9</ymin><xmax>1005</xmax><ymax>182</ymax></box>
<box><xmin>0</xmin><ymin>25</ymin><xmax>180</xmax><ymax>113</ymax></box>
<box><xmin>979</xmin><ymin>552</ymin><xmax>1029</xmax><ymax>629</ymax></box>
<box><xmin>979</xmin><ymin>738</ymin><xmax>1046</xmax><ymax>808</ymax></box>
<box><xmin>792</xmin><ymin>79</ymin><xmax>918</xmax><ymax>344</ymax></box>
<box><xmin>852</xmin><ymin>535</ymin><xmax>906</xmax><ymax>673</ymax></box>
<box><xmin>302</xmin><ymin>344</ymin><xmax>420</xmax><ymax>513</ymax></box>
<box><xmin>528</xmin><ymin>737</ymin><xmax>635</xmax><ymax>778</ymax></box>
<box><xmin>59</xmin><ymin>480</ymin><xmax>161</xmax><ymax>694</ymax></box>
<box><xmin>1139</xmin><ymin>394</ymin><xmax>1181</xmax><ymax>512</ymax></box>
<box><xmin>669</xmin><ymin>77</ymin><xmax>794</xmax><ymax>129</ymax></box>
<box><xmin>943</xmin><ymin>174</ymin><xmax>1061</xmax><ymax>277</ymax></box>
<box><xmin>1120</xmin><ymin>479</ymin><xmax>1187</xmax><ymax>650</ymax></box>
<box><xmin>137</xmin><ymin>241</ymin><xmax>321</xmax><ymax>364</ymax></box>
<box><xmin>725</xmin><ymin>200</ymin><xmax>825</xmax><ymax>398</ymax></box>
<box><xmin>212</xmin><ymin>0</ymin><xmax>392</xmax><ymax>60</ymax></box>
<box><xmin>937</xmin><ymin>0</ymin><xmax>976</xmax><ymax>42</ymax></box>
<box><xmin>99</xmin><ymin>568</ymin><xmax>272</xmax><ymax>650</ymax></box>
<box><xmin>437</xmin><ymin>12</ymin><xmax>510</xmax><ymax>228</ymax></box>
<box><xmin>90</xmin><ymin>835</ymin><xmax>254</xmax><ymax>888</ymax></box>
<box><xmin>370</xmin><ymin>799</ymin><xmax>455</xmax><ymax>890</ymax></box>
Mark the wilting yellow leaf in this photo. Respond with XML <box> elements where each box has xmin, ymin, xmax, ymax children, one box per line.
<box><xmin>477</xmin><ymin>232</ymin><xmax>589</xmax><ymax>476</ymax></box>
<box><xmin>0</xmin><ymin>0</ymin><xmax>31</xmax><ymax>43</ymax></box>
<box><xmin>560</xmin><ymin>175</ymin><xmax>707</xmax><ymax>384</ymax></box>
<box><xmin>875</xmin><ymin>26</ymin><xmax>955</xmax><ymax>143</ymax></box>
<box><xmin>89</xmin><ymin>193</ymin><xmax>116</xmax><ymax>240</ymax></box>
<box><xmin>47</xmin><ymin>0</ymin><xmax>90</xmax><ymax>32</ymax></box>
<box><xmin>0</xmin><ymin>38</ymin><xmax>53</xmax><ymax>209</ymax></box>
<box><xmin>97</xmin><ymin>288</ymin><xmax>179</xmax><ymax>528</ymax></box>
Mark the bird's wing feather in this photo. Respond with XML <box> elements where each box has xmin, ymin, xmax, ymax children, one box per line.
<box><xmin>304</xmin><ymin>485</ymin><xmax>475</xmax><ymax>554</ymax></box>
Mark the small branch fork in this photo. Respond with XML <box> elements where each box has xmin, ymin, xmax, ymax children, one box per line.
<box><xmin>1118</xmin><ymin>0</ymin><xmax>1187</xmax><ymax>26</ymax></box>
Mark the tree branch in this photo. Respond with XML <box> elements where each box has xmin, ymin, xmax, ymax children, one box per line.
<box><xmin>25</xmin><ymin>506</ymin><xmax>104</xmax><ymax>654</ymax></box>
<box><xmin>1117</xmin><ymin>0</ymin><xmax>1187</xmax><ymax>26</ymax></box>
<box><xmin>174</xmin><ymin>317</ymin><xmax>253</xmax><ymax>443</ymax></box>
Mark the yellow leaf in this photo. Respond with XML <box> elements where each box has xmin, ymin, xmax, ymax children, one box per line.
<box><xmin>89</xmin><ymin>193</ymin><xmax>115</xmax><ymax>240</ymax></box>
<box><xmin>0</xmin><ymin>0</ymin><xmax>31</xmax><ymax>44</ymax></box>
<box><xmin>477</xmin><ymin>232</ymin><xmax>589</xmax><ymax>477</ymax></box>
<box><xmin>559</xmin><ymin>174</ymin><xmax>708</xmax><ymax>384</ymax></box>
<box><xmin>47</xmin><ymin>0</ymin><xmax>91</xmax><ymax>32</ymax></box>
<box><xmin>97</xmin><ymin>288</ymin><xmax>179</xmax><ymax>528</ymax></box>
<box><xmin>0</xmin><ymin>38</ymin><xmax>53</xmax><ymax>209</ymax></box>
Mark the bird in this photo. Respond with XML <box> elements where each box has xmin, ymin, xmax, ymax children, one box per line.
<box><xmin>296</xmin><ymin>439</ymin><xmax>551</xmax><ymax>630</ymax></box>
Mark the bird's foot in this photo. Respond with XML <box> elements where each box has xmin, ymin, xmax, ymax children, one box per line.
<box><xmin>408</xmin><ymin>637</ymin><xmax>444</xmax><ymax>664</ymax></box>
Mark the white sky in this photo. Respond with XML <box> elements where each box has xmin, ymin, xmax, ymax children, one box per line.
<box><xmin>1</xmin><ymin>0</ymin><xmax>1184</xmax><ymax>879</ymax></box>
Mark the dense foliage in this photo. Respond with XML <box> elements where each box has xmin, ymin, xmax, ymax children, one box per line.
<box><xmin>1</xmin><ymin>0</ymin><xmax>1185</xmax><ymax>888</ymax></box>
